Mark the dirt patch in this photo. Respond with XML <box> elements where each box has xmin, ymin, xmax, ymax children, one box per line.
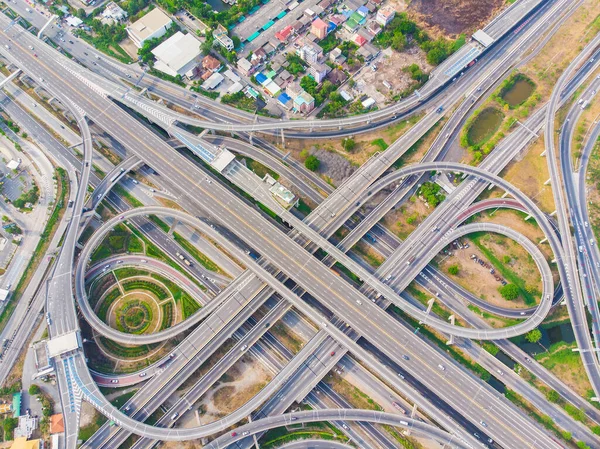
<box><xmin>310</xmin><ymin>148</ymin><xmax>356</xmax><ymax>186</ymax></box>
<box><xmin>437</xmin><ymin>232</ymin><xmax>541</xmax><ymax>309</ymax></box>
<box><xmin>382</xmin><ymin>195</ymin><xmax>432</xmax><ymax>240</ymax></box>
<box><xmin>197</xmin><ymin>356</ymin><xmax>272</xmax><ymax>423</ymax></box>
<box><xmin>473</xmin><ymin>209</ymin><xmax>558</xmax><ymax>281</ymax></box>
<box><xmin>491</xmin><ymin>135</ymin><xmax>555</xmax><ymax>213</ymax></box>
<box><xmin>352</xmin><ymin>46</ymin><xmax>433</xmax><ymax>106</ymax></box>
<box><xmin>407</xmin><ymin>0</ymin><xmax>505</xmax><ymax>37</ymax></box>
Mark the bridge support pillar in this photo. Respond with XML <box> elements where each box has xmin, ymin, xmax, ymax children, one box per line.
<box><xmin>280</xmin><ymin>128</ymin><xmax>285</xmax><ymax>148</ymax></box>
<box><xmin>419</xmin><ymin>298</ymin><xmax>435</xmax><ymax>325</ymax></box>
<box><xmin>540</xmin><ymin>237</ymin><xmax>548</xmax><ymax>244</ymax></box>
<box><xmin>525</xmin><ymin>214</ymin><xmax>532</xmax><ymax>221</ymax></box>
<box><xmin>540</xmin><ymin>150</ymin><xmax>546</xmax><ymax>157</ymax></box>
<box><xmin>249</xmin><ymin>132</ymin><xmax>254</xmax><ymax>145</ymax></box>
<box><xmin>544</xmin><ymin>178</ymin><xmax>551</xmax><ymax>185</ymax></box>
<box><xmin>446</xmin><ymin>315</ymin><xmax>455</xmax><ymax>345</ymax></box>
<box><xmin>501</xmin><ymin>191</ymin><xmax>509</xmax><ymax>198</ymax></box>
<box><xmin>550</xmin><ymin>210</ymin><xmax>557</xmax><ymax>216</ymax></box>
<box><xmin>168</xmin><ymin>220</ymin><xmax>177</xmax><ymax>236</ymax></box>
<box><xmin>247</xmin><ymin>415</ymin><xmax>260</xmax><ymax>449</ymax></box>
<box><xmin>404</xmin><ymin>404</ymin><xmax>418</xmax><ymax>435</ymax></box>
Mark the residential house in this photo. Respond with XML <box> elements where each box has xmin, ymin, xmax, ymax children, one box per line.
<box><xmin>213</xmin><ymin>24</ymin><xmax>234</xmax><ymax>51</ymax></box>
<box><xmin>297</xmin><ymin>43</ymin><xmax>322</xmax><ymax>64</ymax></box>
<box><xmin>126</xmin><ymin>8</ymin><xmax>173</xmax><ymax>48</ymax></box>
<box><xmin>286</xmin><ymin>81</ymin><xmax>304</xmax><ymax>99</ymax></box>
<box><xmin>202</xmin><ymin>55</ymin><xmax>222</xmax><ymax>73</ymax></box>
<box><xmin>293</xmin><ymin>91</ymin><xmax>315</xmax><ymax>113</ymax></box>
<box><xmin>357</xmin><ymin>42</ymin><xmax>378</xmax><ymax>61</ymax></box>
<box><xmin>353</xmin><ymin>33</ymin><xmax>367</xmax><ymax>46</ymax></box>
<box><xmin>327</xmin><ymin>68</ymin><xmax>348</xmax><ymax>85</ymax></box>
<box><xmin>310</xmin><ymin>18</ymin><xmax>328</xmax><ymax>39</ymax></box>
<box><xmin>237</xmin><ymin>57</ymin><xmax>254</xmax><ymax>76</ymax></box>
<box><xmin>277</xmin><ymin>92</ymin><xmax>293</xmax><ymax>110</ymax></box>
<box><xmin>329</xmin><ymin>47</ymin><xmax>347</xmax><ymax>65</ymax></box>
<box><xmin>275</xmin><ymin>25</ymin><xmax>295</xmax><ymax>43</ymax></box>
<box><xmin>376</xmin><ymin>5</ymin><xmax>395</xmax><ymax>26</ymax></box>
<box><xmin>366</xmin><ymin>19</ymin><xmax>382</xmax><ymax>36</ymax></box>
<box><xmin>102</xmin><ymin>2</ymin><xmax>127</xmax><ymax>21</ymax></box>
<box><xmin>357</xmin><ymin>5</ymin><xmax>369</xmax><ymax>17</ymax></box>
<box><xmin>309</xmin><ymin>62</ymin><xmax>329</xmax><ymax>83</ymax></box>
<box><xmin>344</xmin><ymin>11</ymin><xmax>365</xmax><ymax>32</ymax></box>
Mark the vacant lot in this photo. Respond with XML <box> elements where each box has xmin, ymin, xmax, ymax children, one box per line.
<box><xmin>495</xmin><ymin>136</ymin><xmax>556</xmax><ymax>213</ymax></box>
<box><xmin>407</xmin><ymin>0</ymin><xmax>504</xmax><ymax>36</ymax></box>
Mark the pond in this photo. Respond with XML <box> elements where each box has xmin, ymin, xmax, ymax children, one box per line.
<box><xmin>502</xmin><ymin>78</ymin><xmax>535</xmax><ymax>108</ymax></box>
<box><xmin>205</xmin><ymin>0</ymin><xmax>230</xmax><ymax>13</ymax></box>
<box><xmin>513</xmin><ymin>320</ymin><xmax>575</xmax><ymax>356</ymax></box>
<box><xmin>467</xmin><ymin>107</ymin><xmax>504</xmax><ymax>146</ymax></box>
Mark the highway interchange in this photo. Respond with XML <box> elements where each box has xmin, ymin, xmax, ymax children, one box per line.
<box><xmin>1</xmin><ymin>0</ymin><xmax>600</xmax><ymax>448</ymax></box>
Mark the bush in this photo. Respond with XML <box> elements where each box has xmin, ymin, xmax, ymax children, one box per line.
<box><xmin>499</xmin><ymin>283</ymin><xmax>519</xmax><ymax>300</ymax></box>
<box><xmin>342</xmin><ymin>138</ymin><xmax>356</xmax><ymax>151</ymax></box>
<box><xmin>448</xmin><ymin>264</ymin><xmax>459</xmax><ymax>275</ymax></box>
<box><xmin>564</xmin><ymin>403</ymin><xmax>586</xmax><ymax>422</ymax></box>
<box><xmin>28</xmin><ymin>384</ymin><xmax>41</xmax><ymax>395</ymax></box>
<box><xmin>546</xmin><ymin>389</ymin><xmax>560</xmax><ymax>403</ymax></box>
<box><xmin>305</xmin><ymin>155</ymin><xmax>320</xmax><ymax>171</ymax></box>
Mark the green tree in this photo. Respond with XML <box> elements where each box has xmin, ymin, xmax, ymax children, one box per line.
<box><xmin>304</xmin><ymin>155</ymin><xmax>320</xmax><ymax>172</ymax></box>
<box><xmin>3</xmin><ymin>417</ymin><xmax>18</xmax><ymax>437</ymax></box>
<box><xmin>525</xmin><ymin>328</ymin><xmax>542</xmax><ymax>344</ymax></box>
<box><xmin>77</xmin><ymin>8</ymin><xmax>86</xmax><ymax>19</ymax></box>
<box><xmin>498</xmin><ymin>283</ymin><xmax>519</xmax><ymax>300</ymax></box>
<box><xmin>546</xmin><ymin>389</ymin><xmax>560</xmax><ymax>403</ymax></box>
<box><xmin>591</xmin><ymin>425</ymin><xmax>600</xmax><ymax>436</ymax></box>
<box><xmin>391</xmin><ymin>31</ymin><xmax>406</xmax><ymax>52</ymax></box>
<box><xmin>448</xmin><ymin>264</ymin><xmax>459</xmax><ymax>275</ymax></box>
<box><xmin>28</xmin><ymin>384</ymin><xmax>41</xmax><ymax>395</ymax></box>
<box><xmin>342</xmin><ymin>138</ymin><xmax>356</xmax><ymax>152</ymax></box>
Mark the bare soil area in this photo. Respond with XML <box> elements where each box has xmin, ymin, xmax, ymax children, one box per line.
<box><xmin>196</xmin><ymin>356</ymin><xmax>272</xmax><ymax>423</ymax></box>
<box><xmin>406</xmin><ymin>0</ymin><xmax>504</xmax><ymax>37</ymax></box>
<box><xmin>473</xmin><ymin>209</ymin><xmax>559</xmax><ymax>281</ymax></box>
<box><xmin>383</xmin><ymin>195</ymin><xmax>432</xmax><ymax>240</ymax></box>
<box><xmin>437</xmin><ymin>232</ymin><xmax>541</xmax><ymax>309</ymax></box>
<box><xmin>494</xmin><ymin>136</ymin><xmax>555</xmax><ymax>213</ymax></box>
<box><xmin>352</xmin><ymin>47</ymin><xmax>433</xmax><ymax>107</ymax></box>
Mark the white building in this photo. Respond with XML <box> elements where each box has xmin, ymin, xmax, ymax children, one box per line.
<box><xmin>102</xmin><ymin>2</ymin><xmax>127</xmax><ymax>21</ymax></box>
<box><xmin>127</xmin><ymin>8</ymin><xmax>173</xmax><ymax>48</ymax></box>
<box><xmin>375</xmin><ymin>5</ymin><xmax>395</xmax><ymax>27</ymax></box>
<box><xmin>151</xmin><ymin>31</ymin><xmax>202</xmax><ymax>77</ymax></box>
<box><xmin>213</xmin><ymin>24</ymin><xmax>234</xmax><ymax>51</ymax></box>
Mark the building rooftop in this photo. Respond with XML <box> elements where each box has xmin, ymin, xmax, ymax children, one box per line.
<box><xmin>152</xmin><ymin>32</ymin><xmax>201</xmax><ymax>74</ymax></box>
<box><xmin>202</xmin><ymin>55</ymin><xmax>221</xmax><ymax>71</ymax></box>
<box><xmin>9</xmin><ymin>437</ymin><xmax>39</xmax><ymax>449</ymax></box>
<box><xmin>128</xmin><ymin>8</ymin><xmax>172</xmax><ymax>42</ymax></box>
<box><xmin>312</xmin><ymin>18</ymin><xmax>328</xmax><ymax>30</ymax></box>
<box><xmin>46</xmin><ymin>332</ymin><xmax>80</xmax><ymax>358</ymax></box>
<box><xmin>50</xmin><ymin>414</ymin><xmax>65</xmax><ymax>434</ymax></box>
<box><xmin>203</xmin><ymin>72</ymin><xmax>225</xmax><ymax>90</ymax></box>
